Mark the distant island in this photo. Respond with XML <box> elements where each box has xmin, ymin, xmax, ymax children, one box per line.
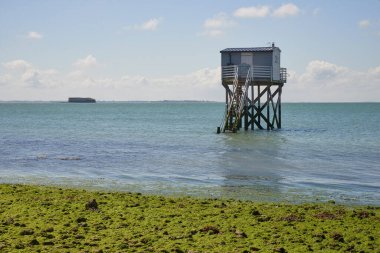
<box><xmin>68</xmin><ymin>97</ymin><xmax>96</xmax><ymax>103</ymax></box>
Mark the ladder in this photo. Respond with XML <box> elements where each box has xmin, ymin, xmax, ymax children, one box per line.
<box><xmin>220</xmin><ymin>66</ymin><xmax>252</xmax><ymax>132</ymax></box>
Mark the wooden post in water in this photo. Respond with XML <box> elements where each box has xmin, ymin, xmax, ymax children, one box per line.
<box><xmin>278</xmin><ymin>85</ymin><xmax>282</xmax><ymax>128</ymax></box>
<box><xmin>251</xmin><ymin>85</ymin><xmax>254</xmax><ymax>130</ymax></box>
<box><xmin>267</xmin><ymin>84</ymin><xmax>270</xmax><ymax>130</ymax></box>
<box><xmin>244</xmin><ymin>98</ymin><xmax>248</xmax><ymax>130</ymax></box>
<box><xmin>258</xmin><ymin>85</ymin><xmax>261</xmax><ymax>128</ymax></box>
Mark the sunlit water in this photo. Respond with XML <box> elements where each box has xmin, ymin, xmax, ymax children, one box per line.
<box><xmin>0</xmin><ymin>102</ymin><xmax>379</xmax><ymax>205</ymax></box>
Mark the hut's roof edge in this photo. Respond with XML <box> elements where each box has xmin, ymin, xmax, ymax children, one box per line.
<box><xmin>220</xmin><ymin>47</ymin><xmax>280</xmax><ymax>53</ymax></box>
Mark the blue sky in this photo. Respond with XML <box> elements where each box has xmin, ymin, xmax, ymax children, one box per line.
<box><xmin>1</xmin><ymin>0</ymin><xmax>380</xmax><ymax>101</ymax></box>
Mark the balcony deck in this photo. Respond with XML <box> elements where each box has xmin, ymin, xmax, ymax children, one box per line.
<box><xmin>222</xmin><ymin>65</ymin><xmax>286</xmax><ymax>85</ymax></box>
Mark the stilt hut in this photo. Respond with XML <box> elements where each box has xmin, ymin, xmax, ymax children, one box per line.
<box><xmin>218</xmin><ymin>43</ymin><xmax>286</xmax><ymax>133</ymax></box>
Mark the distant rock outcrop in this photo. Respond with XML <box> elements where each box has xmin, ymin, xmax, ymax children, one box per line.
<box><xmin>68</xmin><ymin>97</ymin><xmax>96</xmax><ymax>103</ymax></box>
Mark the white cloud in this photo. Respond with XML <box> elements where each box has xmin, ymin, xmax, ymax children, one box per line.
<box><xmin>285</xmin><ymin>60</ymin><xmax>380</xmax><ymax>102</ymax></box>
<box><xmin>141</xmin><ymin>18</ymin><xmax>161</xmax><ymax>30</ymax></box>
<box><xmin>21</xmin><ymin>70</ymin><xmax>42</xmax><ymax>87</ymax></box>
<box><xmin>357</xmin><ymin>19</ymin><xmax>380</xmax><ymax>37</ymax></box>
<box><xmin>204</xmin><ymin>13</ymin><xmax>237</xmax><ymax>29</ymax></box>
<box><xmin>2</xmin><ymin>58</ymin><xmax>380</xmax><ymax>102</ymax></box>
<box><xmin>153</xmin><ymin>67</ymin><xmax>220</xmax><ymax>88</ymax></box>
<box><xmin>27</xmin><ymin>31</ymin><xmax>43</xmax><ymax>39</ymax></box>
<box><xmin>1</xmin><ymin>59</ymin><xmax>59</xmax><ymax>88</ymax></box>
<box><xmin>61</xmin><ymin>66</ymin><xmax>222</xmax><ymax>101</ymax></box>
<box><xmin>358</xmin><ymin>19</ymin><xmax>370</xmax><ymax>28</ymax></box>
<box><xmin>233</xmin><ymin>5</ymin><xmax>270</xmax><ymax>18</ymax></box>
<box><xmin>0</xmin><ymin>74</ymin><xmax>11</xmax><ymax>86</ymax></box>
<box><xmin>1</xmin><ymin>58</ymin><xmax>223</xmax><ymax>100</ymax></box>
<box><xmin>120</xmin><ymin>75</ymin><xmax>149</xmax><ymax>87</ymax></box>
<box><xmin>302</xmin><ymin>60</ymin><xmax>348</xmax><ymax>81</ymax></box>
<box><xmin>126</xmin><ymin>18</ymin><xmax>162</xmax><ymax>31</ymax></box>
<box><xmin>369</xmin><ymin>66</ymin><xmax>380</xmax><ymax>75</ymax></box>
<box><xmin>199</xmin><ymin>29</ymin><xmax>224</xmax><ymax>37</ymax></box>
<box><xmin>201</xmin><ymin>13</ymin><xmax>236</xmax><ymax>37</ymax></box>
<box><xmin>233</xmin><ymin>3</ymin><xmax>300</xmax><ymax>19</ymax></box>
<box><xmin>52</xmin><ymin>62</ymin><xmax>380</xmax><ymax>101</ymax></box>
<box><xmin>73</xmin><ymin>55</ymin><xmax>98</xmax><ymax>69</ymax></box>
<box><xmin>272</xmin><ymin>3</ymin><xmax>300</xmax><ymax>18</ymax></box>
<box><xmin>3</xmin><ymin>60</ymin><xmax>32</xmax><ymax>71</ymax></box>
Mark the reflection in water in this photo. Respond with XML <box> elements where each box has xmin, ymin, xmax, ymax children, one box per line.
<box><xmin>212</xmin><ymin>131</ymin><xmax>293</xmax><ymax>201</ymax></box>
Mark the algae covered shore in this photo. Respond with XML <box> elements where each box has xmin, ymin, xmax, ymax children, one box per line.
<box><xmin>0</xmin><ymin>184</ymin><xmax>379</xmax><ymax>252</ymax></box>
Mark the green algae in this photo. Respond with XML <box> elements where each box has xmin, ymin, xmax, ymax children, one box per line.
<box><xmin>0</xmin><ymin>184</ymin><xmax>379</xmax><ymax>252</ymax></box>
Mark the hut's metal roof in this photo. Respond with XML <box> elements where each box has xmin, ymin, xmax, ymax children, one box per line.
<box><xmin>220</xmin><ymin>47</ymin><xmax>278</xmax><ymax>53</ymax></box>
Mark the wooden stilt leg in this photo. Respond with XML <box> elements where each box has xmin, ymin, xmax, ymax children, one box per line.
<box><xmin>267</xmin><ymin>85</ymin><xmax>270</xmax><ymax>130</ymax></box>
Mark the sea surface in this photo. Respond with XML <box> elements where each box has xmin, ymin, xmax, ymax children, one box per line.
<box><xmin>0</xmin><ymin>102</ymin><xmax>379</xmax><ymax>205</ymax></box>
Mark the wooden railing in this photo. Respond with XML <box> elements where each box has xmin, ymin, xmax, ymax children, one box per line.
<box><xmin>222</xmin><ymin>65</ymin><xmax>287</xmax><ymax>82</ymax></box>
<box><xmin>280</xmin><ymin>68</ymin><xmax>287</xmax><ymax>82</ymax></box>
<box><xmin>252</xmin><ymin>66</ymin><xmax>271</xmax><ymax>79</ymax></box>
<box><xmin>221</xmin><ymin>66</ymin><xmax>238</xmax><ymax>79</ymax></box>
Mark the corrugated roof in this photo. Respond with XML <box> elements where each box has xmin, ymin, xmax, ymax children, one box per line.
<box><xmin>220</xmin><ymin>47</ymin><xmax>276</xmax><ymax>53</ymax></box>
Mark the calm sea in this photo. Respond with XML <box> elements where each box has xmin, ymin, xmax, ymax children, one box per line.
<box><xmin>0</xmin><ymin>102</ymin><xmax>379</xmax><ymax>205</ymax></box>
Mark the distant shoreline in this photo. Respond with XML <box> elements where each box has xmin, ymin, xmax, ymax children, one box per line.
<box><xmin>0</xmin><ymin>100</ymin><xmax>379</xmax><ymax>104</ymax></box>
<box><xmin>0</xmin><ymin>100</ymin><xmax>223</xmax><ymax>103</ymax></box>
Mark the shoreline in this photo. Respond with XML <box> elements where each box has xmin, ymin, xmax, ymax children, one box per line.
<box><xmin>1</xmin><ymin>176</ymin><xmax>378</xmax><ymax>206</ymax></box>
<box><xmin>0</xmin><ymin>183</ymin><xmax>378</xmax><ymax>252</ymax></box>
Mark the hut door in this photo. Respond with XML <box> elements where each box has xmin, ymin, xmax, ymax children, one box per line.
<box><xmin>241</xmin><ymin>53</ymin><xmax>253</xmax><ymax>67</ymax></box>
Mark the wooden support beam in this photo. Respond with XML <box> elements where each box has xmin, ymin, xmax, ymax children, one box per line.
<box><xmin>221</xmin><ymin>72</ymin><xmax>283</xmax><ymax>133</ymax></box>
<box><xmin>251</xmin><ymin>85</ymin><xmax>254</xmax><ymax>130</ymax></box>
<box><xmin>253</xmin><ymin>119</ymin><xmax>265</xmax><ymax>129</ymax></box>
<box><xmin>267</xmin><ymin>85</ymin><xmax>270</xmax><ymax>130</ymax></box>
<box><xmin>244</xmin><ymin>104</ymin><xmax>248</xmax><ymax>130</ymax></box>
<box><xmin>252</xmin><ymin>85</ymin><xmax>269</xmax><ymax>104</ymax></box>
<box><xmin>269</xmin><ymin>85</ymin><xmax>283</xmax><ymax>128</ymax></box>
<box><xmin>252</xmin><ymin>109</ymin><xmax>270</xmax><ymax>128</ymax></box>
<box><xmin>271</xmin><ymin>100</ymin><xmax>279</xmax><ymax>128</ymax></box>
<box><xmin>259</xmin><ymin>100</ymin><xmax>269</xmax><ymax>111</ymax></box>
<box><xmin>271</xmin><ymin>86</ymin><xmax>280</xmax><ymax>98</ymax></box>
<box><xmin>268</xmin><ymin>87</ymin><xmax>278</xmax><ymax>128</ymax></box>
<box><xmin>257</xmin><ymin>85</ymin><xmax>261</xmax><ymax>127</ymax></box>
<box><xmin>252</xmin><ymin>104</ymin><xmax>267</xmax><ymax>116</ymax></box>
<box><xmin>279</xmin><ymin>85</ymin><xmax>282</xmax><ymax>128</ymax></box>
